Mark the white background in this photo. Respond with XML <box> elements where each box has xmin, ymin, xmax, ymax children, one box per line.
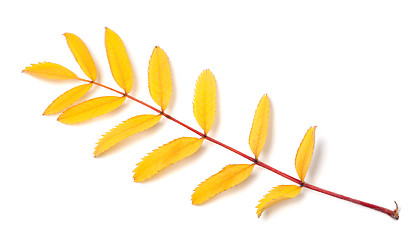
<box><xmin>1</xmin><ymin>0</ymin><xmax>412</xmax><ymax>239</ymax></box>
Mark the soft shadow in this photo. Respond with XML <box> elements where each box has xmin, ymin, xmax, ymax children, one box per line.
<box><xmin>165</xmin><ymin>53</ymin><xmax>177</xmax><ymax>114</ymax></box>
<box><xmin>210</xmin><ymin>73</ymin><xmax>221</xmax><ymax>134</ymax></box>
<box><xmin>127</xmin><ymin>49</ymin><xmax>140</xmax><ymax>98</ymax></box>
<box><xmin>259</xmin><ymin>191</ymin><xmax>306</xmax><ymax>220</ymax></box>
<box><xmin>94</xmin><ymin>119</ymin><xmax>166</xmax><ymax>158</ymax></box>
<box><xmin>261</xmin><ymin>96</ymin><xmax>275</xmax><ymax>160</ymax></box>
<box><xmin>306</xmin><ymin>136</ymin><xmax>325</xmax><ymax>183</ymax></box>
<box><xmin>88</xmin><ymin>43</ymin><xmax>102</xmax><ymax>83</ymax></box>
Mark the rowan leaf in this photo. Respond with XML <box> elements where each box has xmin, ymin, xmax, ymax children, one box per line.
<box><xmin>58</xmin><ymin>96</ymin><xmax>126</xmax><ymax>124</ymax></box>
<box><xmin>295</xmin><ymin>126</ymin><xmax>316</xmax><ymax>182</ymax></box>
<box><xmin>192</xmin><ymin>164</ymin><xmax>255</xmax><ymax>205</ymax></box>
<box><xmin>249</xmin><ymin>94</ymin><xmax>270</xmax><ymax>159</ymax></box>
<box><xmin>23</xmin><ymin>62</ymin><xmax>78</xmax><ymax>80</ymax></box>
<box><xmin>193</xmin><ymin>69</ymin><xmax>216</xmax><ymax>135</ymax></box>
<box><xmin>43</xmin><ymin>83</ymin><xmax>93</xmax><ymax>115</ymax></box>
<box><xmin>133</xmin><ymin>137</ymin><xmax>204</xmax><ymax>182</ymax></box>
<box><xmin>105</xmin><ymin>27</ymin><xmax>133</xmax><ymax>94</ymax></box>
<box><xmin>256</xmin><ymin>185</ymin><xmax>302</xmax><ymax>218</ymax></box>
<box><xmin>94</xmin><ymin>114</ymin><xmax>162</xmax><ymax>157</ymax></box>
<box><xmin>148</xmin><ymin>46</ymin><xmax>172</xmax><ymax>111</ymax></box>
<box><xmin>64</xmin><ymin>33</ymin><xmax>97</xmax><ymax>81</ymax></box>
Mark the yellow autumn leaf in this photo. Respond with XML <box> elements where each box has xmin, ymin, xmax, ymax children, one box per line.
<box><xmin>64</xmin><ymin>33</ymin><xmax>97</xmax><ymax>81</ymax></box>
<box><xmin>192</xmin><ymin>164</ymin><xmax>255</xmax><ymax>205</ymax></box>
<box><xmin>23</xmin><ymin>62</ymin><xmax>78</xmax><ymax>80</ymax></box>
<box><xmin>249</xmin><ymin>94</ymin><xmax>270</xmax><ymax>159</ymax></box>
<box><xmin>43</xmin><ymin>83</ymin><xmax>93</xmax><ymax>115</ymax></box>
<box><xmin>58</xmin><ymin>96</ymin><xmax>126</xmax><ymax>124</ymax></box>
<box><xmin>295</xmin><ymin>126</ymin><xmax>316</xmax><ymax>182</ymax></box>
<box><xmin>148</xmin><ymin>46</ymin><xmax>172</xmax><ymax>111</ymax></box>
<box><xmin>256</xmin><ymin>185</ymin><xmax>302</xmax><ymax>218</ymax></box>
<box><xmin>105</xmin><ymin>27</ymin><xmax>133</xmax><ymax>94</ymax></box>
<box><xmin>133</xmin><ymin>137</ymin><xmax>204</xmax><ymax>182</ymax></box>
<box><xmin>94</xmin><ymin>114</ymin><xmax>162</xmax><ymax>157</ymax></box>
<box><xmin>193</xmin><ymin>69</ymin><xmax>216</xmax><ymax>135</ymax></box>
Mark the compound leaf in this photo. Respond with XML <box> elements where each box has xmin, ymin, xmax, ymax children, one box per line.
<box><xmin>295</xmin><ymin>126</ymin><xmax>316</xmax><ymax>182</ymax></box>
<box><xmin>64</xmin><ymin>33</ymin><xmax>97</xmax><ymax>81</ymax></box>
<box><xmin>249</xmin><ymin>94</ymin><xmax>270</xmax><ymax>159</ymax></box>
<box><xmin>105</xmin><ymin>27</ymin><xmax>133</xmax><ymax>94</ymax></box>
<box><xmin>256</xmin><ymin>185</ymin><xmax>302</xmax><ymax>218</ymax></box>
<box><xmin>193</xmin><ymin>69</ymin><xmax>216</xmax><ymax>135</ymax></box>
<box><xmin>94</xmin><ymin>114</ymin><xmax>162</xmax><ymax>157</ymax></box>
<box><xmin>148</xmin><ymin>46</ymin><xmax>172</xmax><ymax>111</ymax></box>
<box><xmin>58</xmin><ymin>96</ymin><xmax>126</xmax><ymax>124</ymax></box>
<box><xmin>23</xmin><ymin>62</ymin><xmax>78</xmax><ymax>80</ymax></box>
<box><xmin>43</xmin><ymin>83</ymin><xmax>93</xmax><ymax>115</ymax></box>
<box><xmin>192</xmin><ymin>164</ymin><xmax>255</xmax><ymax>205</ymax></box>
<box><xmin>133</xmin><ymin>137</ymin><xmax>204</xmax><ymax>182</ymax></box>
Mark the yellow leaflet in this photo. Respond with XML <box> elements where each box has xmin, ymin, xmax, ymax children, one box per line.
<box><xmin>256</xmin><ymin>185</ymin><xmax>301</xmax><ymax>218</ymax></box>
<box><xmin>23</xmin><ymin>62</ymin><xmax>78</xmax><ymax>80</ymax></box>
<box><xmin>148</xmin><ymin>46</ymin><xmax>172</xmax><ymax>111</ymax></box>
<box><xmin>192</xmin><ymin>164</ymin><xmax>255</xmax><ymax>205</ymax></box>
<box><xmin>249</xmin><ymin>94</ymin><xmax>270</xmax><ymax>159</ymax></box>
<box><xmin>105</xmin><ymin>28</ymin><xmax>133</xmax><ymax>94</ymax></box>
<box><xmin>295</xmin><ymin>126</ymin><xmax>316</xmax><ymax>182</ymax></box>
<box><xmin>58</xmin><ymin>96</ymin><xmax>126</xmax><ymax>124</ymax></box>
<box><xmin>43</xmin><ymin>83</ymin><xmax>93</xmax><ymax>115</ymax></box>
<box><xmin>193</xmin><ymin>69</ymin><xmax>216</xmax><ymax>135</ymax></box>
<box><xmin>94</xmin><ymin>114</ymin><xmax>161</xmax><ymax>157</ymax></box>
<box><xmin>64</xmin><ymin>33</ymin><xmax>97</xmax><ymax>81</ymax></box>
<box><xmin>133</xmin><ymin>137</ymin><xmax>204</xmax><ymax>182</ymax></box>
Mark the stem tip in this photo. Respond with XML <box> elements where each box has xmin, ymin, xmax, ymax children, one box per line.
<box><xmin>391</xmin><ymin>201</ymin><xmax>399</xmax><ymax>220</ymax></box>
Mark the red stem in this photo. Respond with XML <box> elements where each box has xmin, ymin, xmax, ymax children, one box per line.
<box><xmin>80</xmin><ymin>78</ymin><xmax>399</xmax><ymax>220</ymax></box>
<box><xmin>303</xmin><ymin>183</ymin><xmax>399</xmax><ymax>220</ymax></box>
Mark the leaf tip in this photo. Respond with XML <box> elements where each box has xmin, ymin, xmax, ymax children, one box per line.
<box><xmin>105</xmin><ymin>27</ymin><xmax>112</xmax><ymax>33</ymax></box>
<box><xmin>104</xmin><ymin>27</ymin><xmax>112</xmax><ymax>36</ymax></box>
<box><xmin>309</xmin><ymin>125</ymin><xmax>317</xmax><ymax>139</ymax></box>
<box><xmin>56</xmin><ymin>115</ymin><xmax>65</xmax><ymax>123</ymax></box>
<box><xmin>191</xmin><ymin>197</ymin><xmax>200</xmax><ymax>206</ymax></box>
<box><xmin>21</xmin><ymin>64</ymin><xmax>34</xmax><ymax>74</ymax></box>
<box><xmin>132</xmin><ymin>168</ymin><xmax>145</xmax><ymax>183</ymax></box>
<box><xmin>392</xmin><ymin>201</ymin><xmax>400</xmax><ymax>220</ymax></box>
